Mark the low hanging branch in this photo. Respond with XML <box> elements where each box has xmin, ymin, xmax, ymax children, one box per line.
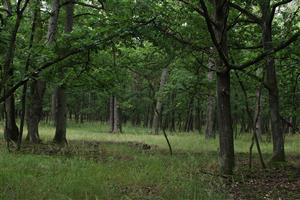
<box><xmin>0</xmin><ymin>17</ymin><xmax>157</xmax><ymax>103</ymax></box>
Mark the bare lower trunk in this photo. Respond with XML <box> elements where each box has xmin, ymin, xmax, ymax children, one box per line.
<box><xmin>152</xmin><ymin>68</ymin><xmax>168</xmax><ymax>134</ymax></box>
<box><xmin>110</xmin><ymin>96</ymin><xmax>120</xmax><ymax>133</ymax></box>
<box><xmin>26</xmin><ymin>80</ymin><xmax>45</xmax><ymax>143</ymax></box>
<box><xmin>4</xmin><ymin>95</ymin><xmax>19</xmax><ymax>142</ymax></box>
<box><xmin>53</xmin><ymin>86</ymin><xmax>67</xmax><ymax>143</ymax></box>
<box><xmin>205</xmin><ymin>65</ymin><xmax>216</xmax><ymax>139</ymax></box>
<box><xmin>169</xmin><ymin>93</ymin><xmax>176</xmax><ymax>132</ymax></box>
<box><xmin>255</xmin><ymin>87</ymin><xmax>263</xmax><ymax>140</ymax></box>
<box><xmin>184</xmin><ymin>98</ymin><xmax>194</xmax><ymax>132</ymax></box>
<box><xmin>211</xmin><ymin>0</ymin><xmax>234</xmax><ymax>174</ymax></box>
<box><xmin>217</xmin><ymin>71</ymin><xmax>234</xmax><ymax>174</ymax></box>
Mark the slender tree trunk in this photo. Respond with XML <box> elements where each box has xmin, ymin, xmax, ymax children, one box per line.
<box><xmin>254</xmin><ymin>87</ymin><xmax>263</xmax><ymax>140</ymax></box>
<box><xmin>152</xmin><ymin>68</ymin><xmax>168</xmax><ymax>134</ymax></box>
<box><xmin>260</xmin><ymin>1</ymin><xmax>285</xmax><ymax>162</ymax></box>
<box><xmin>110</xmin><ymin>95</ymin><xmax>120</xmax><ymax>133</ymax></box>
<box><xmin>169</xmin><ymin>93</ymin><xmax>176</xmax><ymax>132</ymax></box>
<box><xmin>205</xmin><ymin>60</ymin><xmax>216</xmax><ymax>139</ymax></box>
<box><xmin>291</xmin><ymin>74</ymin><xmax>299</xmax><ymax>134</ymax></box>
<box><xmin>184</xmin><ymin>97</ymin><xmax>194</xmax><ymax>132</ymax></box>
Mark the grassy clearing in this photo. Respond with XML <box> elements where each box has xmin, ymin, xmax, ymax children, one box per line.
<box><xmin>38</xmin><ymin>121</ymin><xmax>300</xmax><ymax>156</ymax></box>
<box><xmin>0</xmin><ymin>122</ymin><xmax>300</xmax><ymax>200</ymax></box>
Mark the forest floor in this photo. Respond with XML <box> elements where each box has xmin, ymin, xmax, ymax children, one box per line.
<box><xmin>0</xmin><ymin>122</ymin><xmax>300</xmax><ymax>200</ymax></box>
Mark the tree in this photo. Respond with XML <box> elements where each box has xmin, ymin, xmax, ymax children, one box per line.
<box><xmin>25</xmin><ymin>0</ymin><xmax>46</xmax><ymax>143</ymax></box>
<box><xmin>199</xmin><ymin>0</ymin><xmax>235</xmax><ymax>174</ymax></box>
<box><xmin>205</xmin><ymin>56</ymin><xmax>216</xmax><ymax>139</ymax></box>
<box><xmin>53</xmin><ymin>0</ymin><xmax>74</xmax><ymax>144</ymax></box>
<box><xmin>3</xmin><ymin>0</ymin><xmax>29</xmax><ymax>143</ymax></box>
<box><xmin>152</xmin><ymin>67</ymin><xmax>169</xmax><ymax>134</ymax></box>
<box><xmin>259</xmin><ymin>0</ymin><xmax>285</xmax><ymax>162</ymax></box>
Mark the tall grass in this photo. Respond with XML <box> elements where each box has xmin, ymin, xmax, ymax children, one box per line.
<box><xmin>0</xmin><ymin>122</ymin><xmax>299</xmax><ymax>199</ymax></box>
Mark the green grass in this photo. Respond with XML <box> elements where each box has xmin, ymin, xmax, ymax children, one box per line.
<box><xmin>0</xmin><ymin>122</ymin><xmax>300</xmax><ymax>200</ymax></box>
<box><xmin>38</xmin><ymin>121</ymin><xmax>300</xmax><ymax>155</ymax></box>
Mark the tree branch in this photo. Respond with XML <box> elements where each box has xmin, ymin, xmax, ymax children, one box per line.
<box><xmin>229</xmin><ymin>2</ymin><xmax>261</xmax><ymax>24</ymax></box>
<box><xmin>60</xmin><ymin>0</ymin><xmax>104</xmax><ymax>10</ymax></box>
<box><xmin>270</xmin><ymin>0</ymin><xmax>294</xmax><ymax>23</ymax></box>
<box><xmin>0</xmin><ymin>17</ymin><xmax>156</xmax><ymax>102</ymax></box>
<box><xmin>153</xmin><ymin>21</ymin><xmax>210</xmax><ymax>52</ymax></box>
<box><xmin>232</xmin><ymin>30</ymin><xmax>300</xmax><ymax>70</ymax></box>
<box><xmin>199</xmin><ymin>0</ymin><xmax>230</xmax><ymax>69</ymax></box>
<box><xmin>177</xmin><ymin>0</ymin><xmax>217</xmax><ymax>27</ymax></box>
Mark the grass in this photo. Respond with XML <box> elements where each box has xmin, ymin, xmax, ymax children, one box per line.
<box><xmin>0</xmin><ymin>122</ymin><xmax>300</xmax><ymax>200</ymax></box>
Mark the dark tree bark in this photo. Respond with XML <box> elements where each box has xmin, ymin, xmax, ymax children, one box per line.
<box><xmin>200</xmin><ymin>0</ymin><xmax>235</xmax><ymax>174</ymax></box>
<box><xmin>259</xmin><ymin>0</ymin><xmax>285</xmax><ymax>162</ymax></box>
<box><xmin>53</xmin><ymin>0</ymin><xmax>73</xmax><ymax>144</ymax></box>
<box><xmin>27</xmin><ymin>0</ymin><xmax>58</xmax><ymax>141</ymax></box>
<box><xmin>25</xmin><ymin>0</ymin><xmax>46</xmax><ymax>144</ymax></box>
<box><xmin>3</xmin><ymin>5</ymin><xmax>23</xmax><ymax>142</ymax></box>
<box><xmin>26</xmin><ymin>80</ymin><xmax>46</xmax><ymax>143</ymax></box>
<box><xmin>4</xmin><ymin>96</ymin><xmax>19</xmax><ymax>142</ymax></box>
<box><xmin>53</xmin><ymin>85</ymin><xmax>67</xmax><ymax>143</ymax></box>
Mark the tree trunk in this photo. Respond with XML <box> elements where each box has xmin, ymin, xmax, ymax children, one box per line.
<box><xmin>4</xmin><ymin>96</ymin><xmax>19</xmax><ymax>142</ymax></box>
<box><xmin>260</xmin><ymin>0</ymin><xmax>285</xmax><ymax>162</ymax></box>
<box><xmin>169</xmin><ymin>93</ymin><xmax>176</xmax><ymax>132</ymax></box>
<box><xmin>291</xmin><ymin>74</ymin><xmax>299</xmax><ymax>134</ymax></box>
<box><xmin>27</xmin><ymin>0</ymin><xmax>58</xmax><ymax>139</ymax></box>
<box><xmin>26</xmin><ymin>80</ymin><xmax>46</xmax><ymax>143</ymax></box>
<box><xmin>152</xmin><ymin>68</ymin><xmax>168</xmax><ymax>134</ymax></box>
<box><xmin>212</xmin><ymin>0</ymin><xmax>235</xmax><ymax>174</ymax></box>
<box><xmin>184</xmin><ymin>97</ymin><xmax>194</xmax><ymax>132</ymax></box>
<box><xmin>254</xmin><ymin>87</ymin><xmax>263</xmax><ymax>140</ymax></box>
<box><xmin>3</xmin><ymin>8</ymin><xmax>23</xmax><ymax>142</ymax></box>
<box><xmin>46</xmin><ymin>0</ymin><xmax>60</xmax><ymax>44</ymax></box>
<box><xmin>110</xmin><ymin>95</ymin><xmax>120</xmax><ymax>133</ymax></box>
<box><xmin>53</xmin><ymin>86</ymin><xmax>67</xmax><ymax>143</ymax></box>
<box><xmin>25</xmin><ymin>0</ymin><xmax>45</xmax><ymax>144</ymax></box>
<box><xmin>205</xmin><ymin>60</ymin><xmax>216</xmax><ymax>139</ymax></box>
<box><xmin>53</xmin><ymin>0</ymin><xmax>73</xmax><ymax>144</ymax></box>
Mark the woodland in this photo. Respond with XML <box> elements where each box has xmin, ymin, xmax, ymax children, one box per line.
<box><xmin>0</xmin><ymin>0</ymin><xmax>300</xmax><ymax>199</ymax></box>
